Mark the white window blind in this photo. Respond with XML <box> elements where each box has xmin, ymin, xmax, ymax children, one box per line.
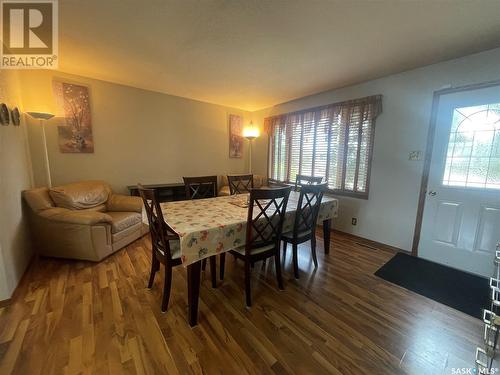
<box><xmin>267</xmin><ymin>95</ymin><xmax>382</xmax><ymax>198</ymax></box>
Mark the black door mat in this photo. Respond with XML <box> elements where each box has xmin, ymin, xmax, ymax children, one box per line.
<box><xmin>375</xmin><ymin>252</ymin><xmax>490</xmax><ymax>319</ymax></box>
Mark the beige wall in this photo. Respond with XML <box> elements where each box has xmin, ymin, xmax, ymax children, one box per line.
<box><xmin>19</xmin><ymin>70</ymin><xmax>251</xmax><ymax>194</ymax></box>
<box><xmin>251</xmin><ymin>47</ymin><xmax>500</xmax><ymax>251</ymax></box>
<box><xmin>0</xmin><ymin>69</ymin><xmax>33</xmax><ymax>301</ymax></box>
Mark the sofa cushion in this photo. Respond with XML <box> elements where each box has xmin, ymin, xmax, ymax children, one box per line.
<box><xmin>106</xmin><ymin>211</ymin><xmax>142</xmax><ymax>233</ymax></box>
<box><xmin>50</xmin><ymin>181</ymin><xmax>111</xmax><ymax>210</ymax></box>
<box><xmin>107</xmin><ymin>194</ymin><xmax>143</xmax><ymax>213</ymax></box>
<box><xmin>112</xmin><ymin>221</ymin><xmax>145</xmax><ymax>243</ymax></box>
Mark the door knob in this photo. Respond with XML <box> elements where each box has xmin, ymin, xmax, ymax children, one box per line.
<box><xmin>428</xmin><ymin>190</ymin><xmax>437</xmax><ymax>196</ymax></box>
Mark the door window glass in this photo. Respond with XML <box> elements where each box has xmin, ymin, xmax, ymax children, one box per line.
<box><xmin>443</xmin><ymin>103</ymin><xmax>500</xmax><ymax>189</ymax></box>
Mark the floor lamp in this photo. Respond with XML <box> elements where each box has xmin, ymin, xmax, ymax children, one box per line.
<box><xmin>243</xmin><ymin>121</ymin><xmax>259</xmax><ymax>174</ymax></box>
<box><xmin>27</xmin><ymin>112</ymin><xmax>55</xmax><ymax>188</ymax></box>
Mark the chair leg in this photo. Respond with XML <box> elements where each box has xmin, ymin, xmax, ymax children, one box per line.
<box><xmin>245</xmin><ymin>260</ymin><xmax>252</xmax><ymax>307</ymax></box>
<box><xmin>275</xmin><ymin>252</ymin><xmax>284</xmax><ymax>290</ymax></box>
<box><xmin>220</xmin><ymin>253</ymin><xmax>226</xmax><ymax>280</ymax></box>
<box><xmin>311</xmin><ymin>235</ymin><xmax>318</xmax><ymax>269</ymax></box>
<box><xmin>201</xmin><ymin>258</ymin><xmax>207</xmax><ymax>271</ymax></box>
<box><xmin>161</xmin><ymin>265</ymin><xmax>173</xmax><ymax>312</ymax></box>
<box><xmin>209</xmin><ymin>256</ymin><xmax>217</xmax><ymax>288</ymax></box>
<box><xmin>261</xmin><ymin>259</ymin><xmax>266</xmax><ymax>270</ymax></box>
<box><xmin>147</xmin><ymin>255</ymin><xmax>160</xmax><ymax>289</ymax></box>
<box><xmin>292</xmin><ymin>243</ymin><xmax>299</xmax><ymax>279</ymax></box>
<box><xmin>282</xmin><ymin>241</ymin><xmax>287</xmax><ymax>256</ymax></box>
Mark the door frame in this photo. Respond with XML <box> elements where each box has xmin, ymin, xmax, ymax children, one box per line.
<box><xmin>411</xmin><ymin>79</ymin><xmax>500</xmax><ymax>256</ymax></box>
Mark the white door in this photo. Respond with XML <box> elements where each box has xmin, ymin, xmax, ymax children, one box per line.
<box><xmin>419</xmin><ymin>85</ymin><xmax>500</xmax><ymax>277</ymax></box>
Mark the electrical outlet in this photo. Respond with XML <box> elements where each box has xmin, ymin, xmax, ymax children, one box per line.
<box><xmin>351</xmin><ymin>218</ymin><xmax>357</xmax><ymax>226</ymax></box>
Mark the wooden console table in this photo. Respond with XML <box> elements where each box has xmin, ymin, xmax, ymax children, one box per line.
<box><xmin>127</xmin><ymin>183</ymin><xmax>186</xmax><ymax>202</ymax></box>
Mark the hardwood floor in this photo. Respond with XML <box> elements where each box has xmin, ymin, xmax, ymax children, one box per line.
<box><xmin>0</xmin><ymin>231</ymin><xmax>484</xmax><ymax>374</ymax></box>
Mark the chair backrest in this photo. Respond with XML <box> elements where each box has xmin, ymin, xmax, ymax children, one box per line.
<box><xmin>294</xmin><ymin>174</ymin><xmax>323</xmax><ymax>191</ymax></box>
<box><xmin>228</xmin><ymin>174</ymin><xmax>254</xmax><ymax>195</ymax></box>
<box><xmin>292</xmin><ymin>183</ymin><xmax>327</xmax><ymax>237</ymax></box>
<box><xmin>138</xmin><ymin>184</ymin><xmax>176</xmax><ymax>261</ymax></box>
<box><xmin>183</xmin><ymin>176</ymin><xmax>218</xmax><ymax>199</ymax></box>
<box><xmin>245</xmin><ymin>186</ymin><xmax>292</xmax><ymax>255</ymax></box>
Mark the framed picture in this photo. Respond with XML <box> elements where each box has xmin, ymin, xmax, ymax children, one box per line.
<box><xmin>53</xmin><ymin>81</ymin><xmax>94</xmax><ymax>153</ymax></box>
<box><xmin>229</xmin><ymin>114</ymin><xmax>243</xmax><ymax>158</ymax></box>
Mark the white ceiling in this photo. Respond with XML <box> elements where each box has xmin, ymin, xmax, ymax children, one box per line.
<box><xmin>58</xmin><ymin>0</ymin><xmax>500</xmax><ymax>111</ymax></box>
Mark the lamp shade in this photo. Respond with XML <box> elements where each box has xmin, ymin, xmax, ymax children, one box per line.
<box><xmin>243</xmin><ymin>122</ymin><xmax>259</xmax><ymax>139</ymax></box>
<box><xmin>27</xmin><ymin>112</ymin><xmax>55</xmax><ymax>120</ymax></box>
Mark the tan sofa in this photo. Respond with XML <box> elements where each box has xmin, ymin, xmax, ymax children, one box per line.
<box><xmin>218</xmin><ymin>174</ymin><xmax>268</xmax><ymax>196</ymax></box>
<box><xmin>23</xmin><ymin>180</ymin><xmax>148</xmax><ymax>262</ymax></box>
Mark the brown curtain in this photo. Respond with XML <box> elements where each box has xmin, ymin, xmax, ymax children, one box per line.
<box><xmin>265</xmin><ymin>95</ymin><xmax>382</xmax><ymax>133</ymax></box>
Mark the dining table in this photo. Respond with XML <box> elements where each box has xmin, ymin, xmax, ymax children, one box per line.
<box><xmin>144</xmin><ymin>190</ymin><xmax>339</xmax><ymax>326</ymax></box>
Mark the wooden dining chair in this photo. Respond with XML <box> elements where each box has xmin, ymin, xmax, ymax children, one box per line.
<box><xmin>182</xmin><ymin>175</ymin><xmax>219</xmax><ymax>287</ymax></box>
<box><xmin>282</xmin><ymin>183</ymin><xmax>327</xmax><ymax>279</ymax></box>
<box><xmin>294</xmin><ymin>174</ymin><xmax>323</xmax><ymax>191</ymax></box>
<box><xmin>221</xmin><ymin>186</ymin><xmax>292</xmax><ymax>307</ymax></box>
<box><xmin>138</xmin><ymin>184</ymin><xmax>182</xmax><ymax>312</ymax></box>
<box><xmin>183</xmin><ymin>175</ymin><xmax>218</xmax><ymax>199</ymax></box>
<box><xmin>227</xmin><ymin>174</ymin><xmax>254</xmax><ymax>195</ymax></box>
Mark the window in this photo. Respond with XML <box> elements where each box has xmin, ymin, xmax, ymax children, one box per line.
<box><xmin>443</xmin><ymin>103</ymin><xmax>500</xmax><ymax>189</ymax></box>
<box><xmin>267</xmin><ymin>95</ymin><xmax>382</xmax><ymax>198</ymax></box>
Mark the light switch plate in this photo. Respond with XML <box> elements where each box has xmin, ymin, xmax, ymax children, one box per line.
<box><xmin>409</xmin><ymin>151</ymin><xmax>422</xmax><ymax>161</ymax></box>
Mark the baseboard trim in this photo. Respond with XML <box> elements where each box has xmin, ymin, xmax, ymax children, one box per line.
<box><xmin>332</xmin><ymin>229</ymin><xmax>410</xmax><ymax>255</ymax></box>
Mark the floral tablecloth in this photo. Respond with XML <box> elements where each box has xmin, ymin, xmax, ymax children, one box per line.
<box><xmin>143</xmin><ymin>191</ymin><xmax>338</xmax><ymax>266</ymax></box>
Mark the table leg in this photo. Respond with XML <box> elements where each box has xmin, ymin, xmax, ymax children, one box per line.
<box><xmin>220</xmin><ymin>253</ymin><xmax>226</xmax><ymax>280</ymax></box>
<box><xmin>187</xmin><ymin>261</ymin><xmax>201</xmax><ymax>327</ymax></box>
<box><xmin>323</xmin><ymin>218</ymin><xmax>331</xmax><ymax>254</ymax></box>
<box><xmin>209</xmin><ymin>256</ymin><xmax>217</xmax><ymax>288</ymax></box>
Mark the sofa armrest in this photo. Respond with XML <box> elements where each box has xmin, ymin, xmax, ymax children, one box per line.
<box><xmin>39</xmin><ymin>207</ymin><xmax>113</xmax><ymax>225</ymax></box>
<box><xmin>107</xmin><ymin>194</ymin><xmax>143</xmax><ymax>213</ymax></box>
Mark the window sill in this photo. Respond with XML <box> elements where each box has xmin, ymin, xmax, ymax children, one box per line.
<box><xmin>267</xmin><ymin>179</ymin><xmax>369</xmax><ymax>200</ymax></box>
<box><xmin>327</xmin><ymin>190</ymin><xmax>369</xmax><ymax>200</ymax></box>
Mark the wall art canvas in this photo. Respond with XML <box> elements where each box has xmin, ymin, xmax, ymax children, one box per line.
<box><xmin>53</xmin><ymin>81</ymin><xmax>94</xmax><ymax>153</ymax></box>
<box><xmin>229</xmin><ymin>114</ymin><xmax>243</xmax><ymax>158</ymax></box>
